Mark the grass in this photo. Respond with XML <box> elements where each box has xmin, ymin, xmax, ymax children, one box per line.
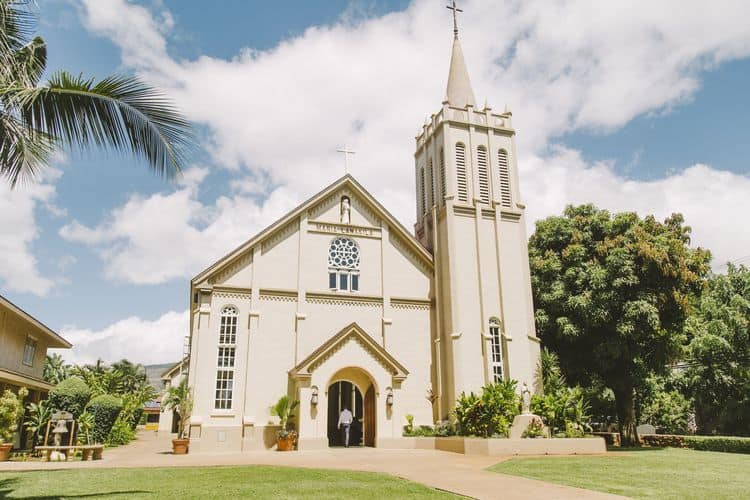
<box><xmin>0</xmin><ymin>465</ymin><xmax>457</xmax><ymax>499</ymax></box>
<box><xmin>489</xmin><ymin>447</ymin><xmax>750</xmax><ymax>499</ymax></box>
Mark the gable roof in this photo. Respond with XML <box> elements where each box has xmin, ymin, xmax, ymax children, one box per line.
<box><xmin>289</xmin><ymin>322</ymin><xmax>408</xmax><ymax>383</ymax></box>
<box><xmin>0</xmin><ymin>294</ymin><xmax>71</xmax><ymax>348</ymax></box>
<box><xmin>192</xmin><ymin>174</ymin><xmax>432</xmax><ymax>285</ymax></box>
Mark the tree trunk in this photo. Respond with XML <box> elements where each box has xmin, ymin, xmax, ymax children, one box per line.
<box><xmin>613</xmin><ymin>383</ymin><xmax>640</xmax><ymax>447</ymax></box>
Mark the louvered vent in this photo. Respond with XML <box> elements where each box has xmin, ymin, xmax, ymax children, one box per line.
<box><xmin>456</xmin><ymin>143</ymin><xmax>468</xmax><ymax>202</ymax></box>
<box><xmin>498</xmin><ymin>149</ymin><xmax>512</xmax><ymax>208</ymax></box>
<box><xmin>477</xmin><ymin>146</ymin><xmax>489</xmax><ymax>204</ymax></box>
<box><xmin>439</xmin><ymin>148</ymin><xmax>446</xmax><ymax>203</ymax></box>
<box><xmin>420</xmin><ymin>167</ymin><xmax>427</xmax><ymax>216</ymax></box>
<box><xmin>428</xmin><ymin>158</ymin><xmax>435</xmax><ymax>209</ymax></box>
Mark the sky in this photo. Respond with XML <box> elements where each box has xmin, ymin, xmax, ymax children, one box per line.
<box><xmin>2</xmin><ymin>0</ymin><xmax>749</xmax><ymax>366</ymax></box>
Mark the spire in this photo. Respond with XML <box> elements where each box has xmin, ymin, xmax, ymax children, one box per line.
<box><xmin>444</xmin><ymin>35</ymin><xmax>476</xmax><ymax>108</ymax></box>
<box><xmin>444</xmin><ymin>1</ymin><xmax>476</xmax><ymax>108</ymax></box>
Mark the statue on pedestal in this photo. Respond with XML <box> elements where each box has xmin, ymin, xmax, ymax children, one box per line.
<box><xmin>521</xmin><ymin>381</ymin><xmax>531</xmax><ymax>415</ymax></box>
<box><xmin>340</xmin><ymin>197</ymin><xmax>351</xmax><ymax>224</ymax></box>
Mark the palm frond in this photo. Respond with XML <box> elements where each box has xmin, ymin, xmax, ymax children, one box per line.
<box><xmin>12</xmin><ymin>35</ymin><xmax>46</xmax><ymax>85</ymax></box>
<box><xmin>9</xmin><ymin>70</ymin><xmax>194</xmax><ymax>182</ymax></box>
<box><xmin>0</xmin><ymin>112</ymin><xmax>51</xmax><ymax>185</ymax></box>
<box><xmin>0</xmin><ymin>0</ymin><xmax>37</xmax><ymax>82</ymax></box>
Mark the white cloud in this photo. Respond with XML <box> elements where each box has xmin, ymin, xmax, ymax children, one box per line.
<box><xmin>0</xmin><ymin>173</ymin><xmax>61</xmax><ymax>295</ymax></box>
<box><xmin>55</xmin><ymin>309</ymin><xmax>188</xmax><ymax>365</ymax></box>
<box><xmin>72</xmin><ymin>0</ymin><xmax>750</xmax><ymax>283</ymax></box>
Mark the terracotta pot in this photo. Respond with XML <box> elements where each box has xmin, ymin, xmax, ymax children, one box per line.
<box><xmin>276</xmin><ymin>435</ymin><xmax>295</xmax><ymax>451</ymax></box>
<box><xmin>172</xmin><ymin>438</ymin><xmax>189</xmax><ymax>455</ymax></box>
<box><xmin>81</xmin><ymin>448</ymin><xmax>94</xmax><ymax>461</ymax></box>
<box><xmin>0</xmin><ymin>443</ymin><xmax>11</xmax><ymax>461</ymax></box>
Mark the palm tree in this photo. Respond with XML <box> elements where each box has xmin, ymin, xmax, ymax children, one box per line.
<box><xmin>162</xmin><ymin>377</ymin><xmax>192</xmax><ymax>439</ymax></box>
<box><xmin>0</xmin><ymin>0</ymin><xmax>193</xmax><ymax>186</ymax></box>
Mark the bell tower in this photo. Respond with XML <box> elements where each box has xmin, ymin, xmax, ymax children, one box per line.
<box><xmin>415</xmin><ymin>2</ymin><xmax>541</xmax><ymax>418</ymax></box>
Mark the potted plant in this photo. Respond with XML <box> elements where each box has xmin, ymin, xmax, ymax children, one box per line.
<box><xmin>0</xmin><ymin>387</ymin><xmax>28</xmax><ymax>461</ymax></box>
<box><xmin>162</xmin><ymin>378</ymin><xmax>193</xmax><ymax>454</ymax></box>
<box><xmin>270</xmin><ymin>395</ymin><xmax>299</xmax><ymax>451</ymax></box>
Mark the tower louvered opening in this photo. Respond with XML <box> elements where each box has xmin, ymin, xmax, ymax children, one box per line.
<box><xmin>498</xmin><ymin>149</ymin><xmax>512</xmax><ymax>208</ymax></box>
<box><xmin>456</xmin><ymin>143</ymin><xmax>468</xmax><ymax>202</ymax></box>
<box><xmin>477</xmin><ymin>146</ymin><xmax>489</xmax><ymax>204</ymax></box>
<box><xmin>439</xmin><ymin>148</ymin><xmax>446</xmax><ymax>203</ymax></box>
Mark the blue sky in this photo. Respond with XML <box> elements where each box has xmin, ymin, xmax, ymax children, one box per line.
<box><xmin>2</xmin><ymin>0</ymin><xmax>749</xmax><ymax>365</ymax></box>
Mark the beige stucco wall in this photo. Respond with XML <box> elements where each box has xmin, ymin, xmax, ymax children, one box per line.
<box><xmin>0</xmin><ymin>306</ymin><xmax>52</xmax><ymax>382</ymax></box>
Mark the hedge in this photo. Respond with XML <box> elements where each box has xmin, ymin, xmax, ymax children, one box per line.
<box><xmin>87</xmin><ymin>395</ymin><xmax>122</xmax><ymax>444</ymax></box>
<box><xmin>641</xmin><ymin>434</ymin><xmax>750</xmax><ymax>454</ymax></box>
<box><xmin>48</xmin><ymin>377</ymin><xmax>91</xmax><ymax>418</ymax></box>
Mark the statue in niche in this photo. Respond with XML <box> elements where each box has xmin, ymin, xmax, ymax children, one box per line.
<box><xmin>521</xmin><ymin>382</ymin><xmax>531</xmax><ymax>415</ymax></box>
<box><xmin>340</xmin><ymin>196</ymin><xmax>351</xmax><ymax>224</ymax></box>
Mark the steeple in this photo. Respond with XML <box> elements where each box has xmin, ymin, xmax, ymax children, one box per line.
<box><xmin>444</xmin><ymin>2</ymin><xmax>476</xmax><ymax>108</ymax></box>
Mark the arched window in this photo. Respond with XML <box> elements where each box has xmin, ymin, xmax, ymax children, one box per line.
<box><xmin>427</xmin><ymin>158</ymin><xmax>435</xmax><ymax>210</ymax></box>
<box><xmin>439</xmin><ymin>148</ymin><xmax>446</xmax><ymax>203</ymax></box>
<box><xmin>328</xmin><ymin>237</ymin><xmax>360</xmax><ymax>292</ymax></box>
<box><xmin>498</xmin><ymin>149</ymin><xmax>512</xmax><ymax>208</ymax></box>
<box><xmin>489</xmin><ymin>318</ymin><xmax>504</xmax><ymax>383</ymax></box>
<box><xmin>455</xmin><ymin>143</ymin><xmax>468</xmax><ymax>202</ymax></box>
<box><xmin>419</xmin><ymin>167</ymin><xmax>426</xmax><ymax>217</ymax></box>
<box><xmin>477</xmin><ymin>145</ymin><xmax>489</xmax><ymax>204</ymax></box>
<box><xmin>215</xmin><ymin>306</ymin><xmax>237</xmax><ymax>409</ymax></box>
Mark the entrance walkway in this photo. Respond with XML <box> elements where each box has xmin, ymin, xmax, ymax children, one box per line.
<box><xmin>1</xmin><ymin>431</ymin><xmax>623</xmax><ymax>499</ymax></box>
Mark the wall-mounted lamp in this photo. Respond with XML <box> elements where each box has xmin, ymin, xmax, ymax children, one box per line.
<box><xmin>310</xmin><ymin>386</ymin><xmax>319</xmax><ymax>406</ymax></box>
<box><xmin>386</xmin><ymin>387</ymin><xmax>394</xmax><ymax>406</ymax></box>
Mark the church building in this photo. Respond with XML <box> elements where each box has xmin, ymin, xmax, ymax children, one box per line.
<box><xmin>185</xmin><ymin>22</ymin><xmax>541</xmax><ymax>452</ymax></box>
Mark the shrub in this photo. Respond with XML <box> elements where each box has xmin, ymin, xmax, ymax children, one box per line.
<box><xmin>87</xmin><ymin>395</ymin><xmax>122</xmax><ymax>444</ymax></box>
<box><xmin>434</xmin><ymin>420</ymin><xmax>455</xmax><ymax>437</ymax></box>
<box><xmin>532</xmin><ymin>385</ymin><xmax>591</xmax><ymax>437</ymax></box>
<box><xmin>0</xmin><ymin>387</ymin><xmax>28</xmax><ymax>444</ymax></box>
<box><xmin>106</xmin><ymin>417</ymin><xmax>136</xmax><ymax>446</ymax></box>
<box><xmin>453</xmin><ymin>380</ymin><xmax>519</xmax><ymax>437</ymax></box>
<box><xmin>403</xmin><ymin>425</ymin><xmax>435</xmax><ymax>437</ymax></box>
<box><xmin>640</xmin><ymin>434</ymin><xmax>750</xmax><ymax>454</ymax></box>
<box><xmin>48</xmin><ymin>377</ymin><xmax>91</xmax><ymax>418</ymax></box>
<box><xmin>403</xmin><ymin>414</ymin><xmax>414</xmax><ymax>435</ymax></box>
<box><xmin>640</xmin><ymin>389</ymin><xmax>693</xmax><ymax>435</ymax></box>
<box><xmin>522</xmin><ymin>417</ymin><xmax>546</xmax><ymax>438</ymax></box>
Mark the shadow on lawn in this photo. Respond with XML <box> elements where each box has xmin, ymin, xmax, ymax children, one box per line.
<box><xmin>606</xmin><ymin>446</ymin><xmax>667</xmax><ymax>453</ymax></box>
<box><xmin>0</xmin><ymin>477</ymin><xmax>151</xmax><ymax>499</ymax></box>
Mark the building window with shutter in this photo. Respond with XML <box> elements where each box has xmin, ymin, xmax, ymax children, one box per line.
<box><xmin>214</xmin><ymin>306</ymin><xmax>237</xmax><ymax>409</ymax></box>
<box><xmin>427</xmin><ymin>158</ymin><xmax>435</xmax><ymax>210</ymax></box>
<box><xmin>456</xmin><ymin>143</ymin><xmax>468</xmax><ymax>202</ymax></box>
<box><xmin>498</xmin><ymin>149</ymin><xmax>512</xmax><ymax>208</ymax></box>
<box><xmin>489</xmin><ymin>318</ymin><xmax>504</xmax><ymax>383</ymax></box>
<box><xmin>477</xmin><ymin>145</ymin><xmax>489</xmax><ymax>204</ymax></box>
<box><xmin>419</xmin><ymin>167</ymin><xmax>427</xmax><ymax>216</ymax></box>
<box><xmin>23</xmin><ymin>336</ymin><xmax>37</xmax><ymax>366</ymax></box>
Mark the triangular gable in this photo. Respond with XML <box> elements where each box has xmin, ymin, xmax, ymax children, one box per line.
<box><xmin>192</xmin><ymin>175</ymin><xmax>432</xmax><ymax>286</ymax></box>
<box><xmin>289</xmin><ymin>322</ymin><xmax>409</xmax><ymax>383</ymax></box>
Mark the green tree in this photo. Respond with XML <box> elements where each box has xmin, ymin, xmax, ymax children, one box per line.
<box><xmin>42</xmin><ymin>353</ymin><xmax>68</xmax><ymax>385</ymax></box>
<box><xmin>0</xmin><ymin>0</ymin><xmax>193</xmax><ymax>185</ymax></box>
<box><xmin>684</xmin><ymin>264</ymin><xmax>750</xmax><ymax>435</ymax></box>
<box><xmin>162</xmin><ymin>378</ymin><xmax>192</xmax><ymax>439</ymax></box>
<box><xmin>529</xmin><ymin>204</ymin><xmax>710</xmax><ymax>446</ymax></box>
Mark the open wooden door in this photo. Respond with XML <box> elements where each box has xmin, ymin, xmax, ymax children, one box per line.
<box><xmin>364</xmin><ymin>385</ymin><xmax>376</xmax><ymax>447</ymax></box>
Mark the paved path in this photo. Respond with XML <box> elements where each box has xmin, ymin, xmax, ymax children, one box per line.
<box><xmin>0</xmin><ymin>432</ymin><xmax>623</xmax><ymax>500</ymax></box>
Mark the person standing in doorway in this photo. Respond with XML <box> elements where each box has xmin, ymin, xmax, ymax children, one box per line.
<box><xmin>337</xmin><ymin>406</ymin><xmax>354</xmax><ymax>447</ymax></box>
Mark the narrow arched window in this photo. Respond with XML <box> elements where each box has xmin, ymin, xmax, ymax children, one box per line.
<box><xmin>455</xmin><ymin>143</ymin><xmax>468</xmax><ymax>202</ymax></box>
<box><xmin>489</xmin><ymin>318</ymin><xmax>504</xmax><ymax>383</ymax></box>
<box><xmin>477</xmin><ymin>145</ymin><xmax>489</xmax><ymax>204</ymax></box>
<box><xmin>439</xmin><ymin>148</ymin><xmax>446</xmax><ymax>204</ymax></box>
<box><xmin>498</xmin><ymin>149</ymin><xmax>512</xmax><ymax>208</ymax></box>
<box><xmin>328</xmin><ymin>237</ymin><xmax>360</xmax><ymax>292</ymax></box>
<box><xmin>215</xmin><ymin>306</ymin><xmax>237</xmax><ymax>409</ymax></box>
<box><xmin>419</xmin><ymin>167</ymin><xmax>426</xmax><ymax>217</ymax></box>
<box><xmin>427</xmin><ymin>157</ymin><xmax>435</xmax><ymax>210</ymax></box>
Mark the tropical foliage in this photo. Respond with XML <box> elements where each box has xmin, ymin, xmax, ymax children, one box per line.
<box><xmin>47</xmin><ymin>376</ymin><xmax>91</xmax><ymax>418</ymax></box>
<box><xmin>453</xmin><ymin>380</ymin><xmax>520</xmax><ymax>438</ymax></box>
<box><xmin>43</xmin><ymin>353</ymin><xmax>68</xmax><ymax>385</ymax></box>
<box><xmin>529</xmin><ymin>204</ymin><xmax>711</xmax><ymax>445</ymax></box>
<box><xmin>269</xmin><ymin>395</ymin><xmax>299</xmax><ymax>439</ymax></box>
<box><xmin>0</xmin><ymin>0</ymin><xmax>193</xmax><ymax>185</ymax></box>
<box><xmin>0</xmin><ymin>387</ymin><xmax>27</xmax><ymax>443</ymax></box>
<box><xmin>162</xmin><ymin>377</ymin><xmax>192</xmax><ymax>439</ymax></box>
<box><xmin>23</xmin><ymin>400</ymin><xmax>51</xmax><ymax>447</ymax></box>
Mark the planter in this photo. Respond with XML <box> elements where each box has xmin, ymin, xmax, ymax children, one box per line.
<box><xmin>81</xmin><ymin>448</ymin><xmax>94</xmax><ymax>461</ymax></box>
<box><xmin>276</xmin><ymin>435</ymin><xmax>295</xmax><ymax>451</ymax></box>
<box><xmin>0</xmin><ymin>443</ymin><xmax>12</xmax><ymax>461</ymax></box>
<box><xmin>172</xmin><ymin>438</ymin><xmax>190</xmax><ymax>455</ymax></box>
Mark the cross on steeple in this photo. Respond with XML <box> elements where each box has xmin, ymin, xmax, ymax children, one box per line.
<box><xmin>336</xmin><ymin>145</ymin><xmax>356</xmax><ymax>174</ymax></box>
<box><xmin>446</xmin><ymin>0</ymin><xmax>463</xmax><ymax>38</ymax></box>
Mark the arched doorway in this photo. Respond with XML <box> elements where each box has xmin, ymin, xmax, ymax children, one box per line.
<box><xmin>326</xmin><ymin>368</ymin><xmax>377</xmax><ymax>447</ymax></box>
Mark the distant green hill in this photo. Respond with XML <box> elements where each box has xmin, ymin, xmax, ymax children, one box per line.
<box><xmin>144</xmin><ymin>362</ymin><xmax>176</xmax><ymax>392</ymax></box>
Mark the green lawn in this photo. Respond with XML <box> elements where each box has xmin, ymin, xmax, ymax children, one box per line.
<box><xmin>490</xmin><ymin>447</ymin><xmax>750</xmax><ymax>499</ymax></box>
<box><xmin>0</xmin><ymin>465</ymin><xmax>457</xmax><ymax>499</ymax></box>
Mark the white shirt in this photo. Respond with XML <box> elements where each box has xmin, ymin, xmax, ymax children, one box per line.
<box><xmin>338</xmin><ymin>409</ymin><xmax>353</xmax><ymax>427</ymax></box>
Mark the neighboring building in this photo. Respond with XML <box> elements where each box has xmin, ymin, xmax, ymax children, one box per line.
<box><xmin>157</xmin><ymin>357</ymin><xmax>189</xmax><ymax>434</ymax></box>
<box><xmin>186</xmin><ymin>26</ymin><xmax>540</xmax><ymax>452</ymax></box>
<box><xmin>0</xmin><ymin>294</ymin><xmax>72</xmax><ymax>448</ymax></box>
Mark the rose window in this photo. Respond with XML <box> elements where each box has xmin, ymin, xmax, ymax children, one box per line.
<box><xmin>328</xmin><ymin>237</ymin><xmax>360</xmax><ymax>269</ymax></box>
